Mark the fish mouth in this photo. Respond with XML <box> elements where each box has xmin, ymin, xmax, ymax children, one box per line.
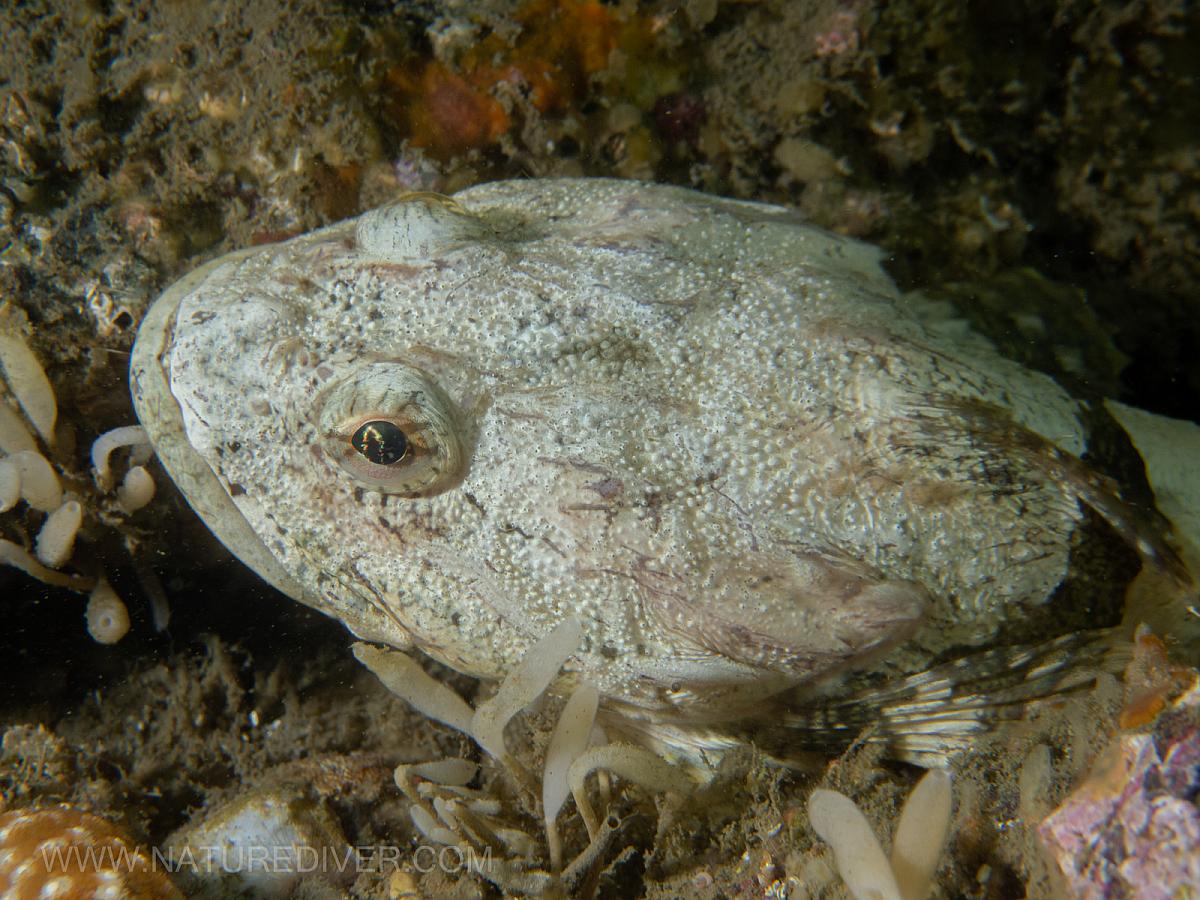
<box><xmin>130</xmin><ymin>248</ymin><xmax>308</xmax><ymax>608</ymax></box>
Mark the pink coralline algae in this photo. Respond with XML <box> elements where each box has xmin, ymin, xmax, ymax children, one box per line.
<box><xmin>814</xmin><ymin>9</ymin><xmax>860</xmax><ymax>58</ymax></box>
<box><xmin>1038</xmin><ymin>682</ymin><xmax>1200</xmax><ymax>898</ymax></box>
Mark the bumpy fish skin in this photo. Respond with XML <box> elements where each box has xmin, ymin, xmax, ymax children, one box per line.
<box><xmin>132</xmin><ymin>178</ymin><xmax>1109</xmax><ymax>724</ymax></box>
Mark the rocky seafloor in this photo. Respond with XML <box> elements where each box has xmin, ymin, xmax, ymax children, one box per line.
<box><xmin>1</xmin><ymin>1</ymin><xmax>1198</xmax><ymax>897</ymax></box>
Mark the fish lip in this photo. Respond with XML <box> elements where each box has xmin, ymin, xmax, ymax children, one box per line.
<box><xmin>130</xmin><ymin>247</ymin><xmax>308</xmax><ymax>603</ymax></box>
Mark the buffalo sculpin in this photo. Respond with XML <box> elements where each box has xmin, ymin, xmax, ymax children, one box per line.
<box><xmin>130</xmin><ymin>179</ymin><xmax>1186</xmax><ymax>763</ymax></box>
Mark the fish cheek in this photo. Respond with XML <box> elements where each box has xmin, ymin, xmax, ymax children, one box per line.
<box><xmin>642</xmin><ymin>548</ymin><xmax>929</xmax><ymax>683</ymax></box>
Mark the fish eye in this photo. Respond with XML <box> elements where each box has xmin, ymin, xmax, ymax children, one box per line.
<box><xmin>316</xmin><ymin>361</ymin><xmax>467</xmax><ymax>497</ymax></box>
<box><xmin>351</xmin><ymin>420</ymin><xmax>409</xmax><ymax>465</ymax></box>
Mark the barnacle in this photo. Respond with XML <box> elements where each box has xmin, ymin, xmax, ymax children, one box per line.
<box><xmin>355</xmin><ymin>617</ymin><xmax>698</xmax><ymax>894</ymax></box>
<box><xmin>807</xmin><ymin>768</ymin><xmax>954</xmax><ymax>900</ymax></box>
<box><xmin>0</xmin><ymin>303</ymin><xmax>158</xmax><ymax>643</ymax></box>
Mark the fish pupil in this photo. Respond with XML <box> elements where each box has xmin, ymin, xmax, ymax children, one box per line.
<box><xmin>351</xmin><ymin>420</ymin><xmax>408</xmax><ymax>465</ymax></box>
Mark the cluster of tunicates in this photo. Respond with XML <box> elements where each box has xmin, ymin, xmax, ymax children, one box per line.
<box><xmin>1</xmin><ymin>306</ymin><xmax>158</xmax><ymax>643</ymax></box>
<box><xmin>807</xmin><ymin>770</ymin><xmax>954</xmax><ymax>900</ymax></box>
<box><xmin>355</xmin><ymin>617</ymin><xmax>695</xmax><ymax>895</ymax></box>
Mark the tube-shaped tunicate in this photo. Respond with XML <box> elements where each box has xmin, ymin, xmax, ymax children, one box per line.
<box><xmin>36</xmin><ymin>499</ymin><xmax>82</xmax><ymax>568</ymax></box>
<box><xmin>543</xmin><ymin>682</ymin><xmax>599</xmax><ymax>870</ymax></box>
<box><xmin>86</xmin><ymin>580</ymin><xmax>131</xmax><ymax>644</ymax></box>
<box><xmin>891</xmin><ymin>769</ymin><xmax>953</xmax><ymax>900</ymax></box>
<box><xmin>471</xmin><ymin>616</ymin><xmax>582</xmax><ymax>761</ymax></box>
<box><xmin>90</xmin><ymin>425</ymin><xmax>149</xmax><ymax>491</ymax></box>
<box><xmin>352</xmin><ymin>642</ymin><xmax>474</xmax><ymax>734</ymax></box>
<box><xmin>117</xmin><ymin>465</ymin><xmax>155</xmax><ymax>512</ymax></box>
<box><xmin>10</xmin><ymin>450</ymin><xmax>61</xmax><ymax>511</ymax></box>
<box><xmin>0</xmin><ymin>539</ymin><xmax>93</xmax><ymax>591</ymax></box>
<box><xmin>0</xmin><ymin>331</ymin><xmax>57</xmax><ymax>447</ymax></box>
<box><xmin>807</xmin><ymin>788</ymin><xmax>902</xmax><ymax>900</ymax></box>
<box><xmin>408</xmin><ymin>759</ymin><xmax>478</xmax><ymax>787</ymax></box>
<box><xmin>0</xmin><ymin>402</ymin><xmax>38</xmax><ymax>455</ymax></box>
<box><xmin>568</xmin><ymin>743</ymin><xmax>694</xmax><ymax>839</ymax></box>
<box><xmin>0</xmin><ymin>457</ymin><xmax>18</xmax><ymax>512</ymax></box>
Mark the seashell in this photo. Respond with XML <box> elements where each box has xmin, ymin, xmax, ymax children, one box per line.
<box><xmin>165</xmin><ymin>788</ymin><xmax>350</xmax><ymax>898</ymax></box>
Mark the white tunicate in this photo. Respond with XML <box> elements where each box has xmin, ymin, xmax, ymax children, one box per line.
<box><xmin>1018</xmin><ymin>744</ymin><xmax>1054</xmax><ymax>822</ymax></box>
<box><xmin>0</xmin><ymin>401</ymin><xmax>38</xmax><ymax>455</ymax></box>
<box><xmin>90</xmin><ymin>424</ymin><xmax>149</xmax><ymax>491</ymax></box>
<box><xmin>0</xmin><ymin>330</ymin><xmax>57</xmax><ymax>447</ymax></box>
<box><xmin>568</xmin><ymin>743</ymin><xmax>694</xmax><ymax>838</ymax></box>
<box><xmin>0</xmin><ymin>538</ymin><xmax>94</xmax><ymax>591</ymax></box>
<box><xmin>408</xmin><ymin>804</ymin><xmax>458</xmax><ymax>846</ymax></box>
<box><xmin>891</xmin><ymin>769</ymin><xmax>953</xmax><ymax>900</ymax></box>
<box><xmin>432</xmin><ymin>796</ymin><xmax>460</xmax><ymax>831</ymax></box>
<box><xmin>408</xmin><ymin>758</ymin><xmax>478</xmax><ymax>787</ymax></box>
<box><xmin>352</xmin><ymin>642</ymin><xmax>474</xmax><ymax>734</ymax></box>
<box><xmin>471</xmin><ymin>616</ymin><xmax>582</xmax><ymax>761</ymax></box>
<box><xmin>137</xmin><ymin>565</ymin><xmax>172</xmax><ymax>632</ymax></box>
<box><xmin>544</xmin><ymin>683</ymin><xmax>599</xmax><ymax>825</ymax></box>
<box><xmin>807</xmin><ymin>771</ymin><xmax>953</xmax><ymax>900</ymax></box>
<box><xmin>0</xmin><ymin>457</ymin><xmax>18</xmax><ymax>512</ymax></box>
<box><xmin>117</xmin><ymin>465</ymin><xmax>156</xmax><ymax>512</ymax></box>
<box><xmin>10</xmin><ymin>450</ymin><xmax>62</xmax><ymax>511</ymax></box>
<box><xmin>543</xmin><ymin>681</ymin><xmax>599</xmax><ymax>870</ymax></box>
<box><xmin>807</xmin><ymin>788</ymin><xmax>902</xmax><ymax>900</ymax></box>
<box><xmin>35</xmin><ymin>499</ymin><xmax>83</xmax><ymax>568</ymax></box>
<box><xmin>86</xmin><ymin>580</ymin><xmax>131</xmax><ymax>644</ymax></box>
